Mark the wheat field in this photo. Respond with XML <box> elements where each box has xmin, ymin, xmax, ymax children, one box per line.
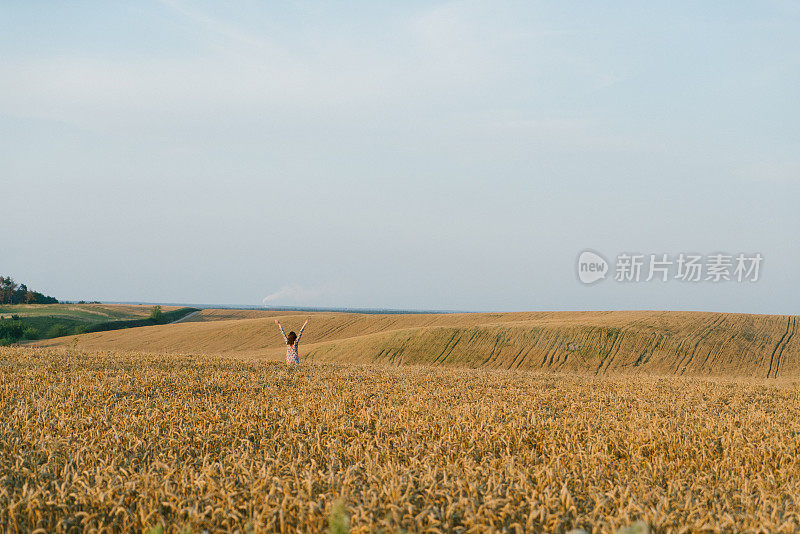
<box><xmin>32</xmin><ymin>309</ymin><xmax>799</xmax><ymax>377</ymax></box>
<box><xmin>2</xmin><ymin>345</ymin><xmax>800</xmax><ymax>533</ymax></box>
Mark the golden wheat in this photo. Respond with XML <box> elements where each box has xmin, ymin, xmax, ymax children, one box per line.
<box><xmin>2</xmin><ymin>346</ymin><xmax>799</xmax><ymax>533</ymax></box>
<box><xmin>32</xmin><ymin>310</ymin><xmax>799</xmax><ymax>377</ymax></box>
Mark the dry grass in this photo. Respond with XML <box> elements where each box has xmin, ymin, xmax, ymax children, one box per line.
<box><xmin>31</xmin><ymin>310</ymin><xmax>799</xmax><ymax>377</ymax></box>
<box><xmin>2</xmin><ymin>346</ymin><xmax>800</xmax><ymax>533</ymax></box>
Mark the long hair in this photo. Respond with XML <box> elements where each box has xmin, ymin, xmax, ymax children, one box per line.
<box><xmin>286</xmin><ymin>331</ymin><xmax>297</xmax><ymax>345</ymax></box>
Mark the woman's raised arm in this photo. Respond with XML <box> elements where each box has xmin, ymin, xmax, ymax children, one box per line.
<box><xmin>296</xmin><ymin>318</ymin><xmax>309</xmax><ymax>342</ymax></box>
<box><xmin>274</xmin><ymin>319</ymin><xmax>288</xmax><ymax>343</ymax></box>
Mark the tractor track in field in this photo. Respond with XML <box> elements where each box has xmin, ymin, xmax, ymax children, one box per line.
<box><xmin>674</xmin><ymin>315</ymin><xmax>726</xmax><ymax>375</ymax></box>
<box><xmin>767</xmin><ymin>316</ymin><xmax>795</xmax><ymax>378</ymax></box>
<box><xmin>432</xmin><ymin>330</ymin><xmax>460</xmax><ymax>365</ymax></box>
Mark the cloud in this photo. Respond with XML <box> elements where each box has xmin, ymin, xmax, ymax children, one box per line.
<box><xmin>158</xmin><ymin>0</ymin><xmax>277</xmax><ymax>53</ymax></box>
<box><xmin>0</xmin><ymin>2</ymin><xmax>535</xmax><ymax>131</ymax></box>
<box><xmin>262</xmin><ymin>284</ymin><xmax>329</xmax><ymax>306</ymax></box>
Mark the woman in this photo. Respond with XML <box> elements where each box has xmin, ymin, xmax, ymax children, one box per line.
<box><xmin>274</xmin><ymin>318</ymin><xmax>309</xmax><ymax>364</ymax></box>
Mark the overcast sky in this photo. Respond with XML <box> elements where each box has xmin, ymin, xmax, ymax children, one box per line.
<box><xmin>3</xmin><ymin>1</ymin><xmax>799</xmax><ymax>313</ymax></box>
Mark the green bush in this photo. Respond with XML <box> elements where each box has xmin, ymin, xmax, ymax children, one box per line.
<box><xmin>47</xmin><ymin>324</ymin><xmax>70</xmax><ymax>338</ymax></box>
<box><xmin>150</xmin><ymin>305</ymin><xmax>163</xmax><ymax>323</ymax></box>
<box><xmin>22</xmin><ymin>327</ymin><xmax>39</xmax><ymax>340</ymax></box>
<box><xmin>0</xmin><ymin>320</ymin><xmax>24</xmax><ymax>342</ymax></box>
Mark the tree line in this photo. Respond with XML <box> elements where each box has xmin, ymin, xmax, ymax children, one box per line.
<box><xmin>0</xmin><ymin>276</ymin><xmax>59</xmax><ymax>305</ymax></box>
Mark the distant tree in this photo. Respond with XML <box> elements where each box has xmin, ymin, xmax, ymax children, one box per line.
<box><xmin>0</xmin><ymin>275</ymin><xmax>58</xmax><ymax>304</ymax></box>
<box><xmin>9</xmin><ymin>278</ymin><xmax>18</xmax><ymax>303</ymax></box>
<box><xmin>0</xmin><ymin>277</ymin><xmax>17</xmax><ymax>304</ymax></box>
<box><xmin>37</xmin><ymin>293</ymin><xmax>58</xmax><ymax>304</ymax></box>
<box><xmin>13</xmin><ymin>284</ymin><xmax>28</xmax><ymax>304</ymax></box>
<box><xmin>150</xmin><ymin>305</ymin><xmax>163</xmax><ymax>323</ymax></box>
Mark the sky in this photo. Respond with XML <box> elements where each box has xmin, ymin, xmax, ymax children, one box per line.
<box><xmin>2</xmin><ymin>1</ymin><xmax>799</xmax><ymax>313</ymax></box>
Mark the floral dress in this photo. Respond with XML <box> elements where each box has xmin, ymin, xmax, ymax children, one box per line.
<box><xmin>277</xmin><ymin>322</ymin><xmax>306</xmax><ymax>364</ymax></box>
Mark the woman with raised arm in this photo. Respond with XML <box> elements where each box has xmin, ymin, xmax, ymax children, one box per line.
<box><xmin>274</xmin><ymin>318</ymin><xmax>309</xmax><ymax>364</ymax></box>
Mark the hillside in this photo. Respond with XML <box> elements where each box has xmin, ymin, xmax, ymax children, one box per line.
<box><xmin>31</xmin><ymin>309</ymin><xmax>799</xmax><ymax>377</ymax></box>
<box><xmin>1</xmin><ymin>303</ymin><xmax>196</xmax><ymax>344</ymax></box>
<box><xmin>0</xmin><ymin>303</ymin><xmax>177</xmax><ymax>322</ymax></box>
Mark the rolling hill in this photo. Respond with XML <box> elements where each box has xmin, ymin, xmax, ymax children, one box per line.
<box><xmin>0</xmin><ymin>303</ymin><xmax>199</xmax><ymax>344</ymax></box>
<box><xmin>30</xmin><ymin>309</ymin><xmax>799</xmax><ymax>377</ymax></box>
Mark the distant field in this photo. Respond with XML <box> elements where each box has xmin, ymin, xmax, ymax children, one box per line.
<box><xmin>2</xmin><ymin>347</ymin><xmax>798</xmax><ymax>532</ymax></box>
<box><xmin>0</xmin><ymin>303</ymin><xmax>168</xmax><ymax>321</ymax></box>
<box><xmin>33</xmin><ymin>309</ymin><xmax>800</xmax><ymax>377</ymax></box>
<box><xmin>1</xmin><ymin>303</ymin><xmax>195</xmax><ymax>343</ymax></box>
